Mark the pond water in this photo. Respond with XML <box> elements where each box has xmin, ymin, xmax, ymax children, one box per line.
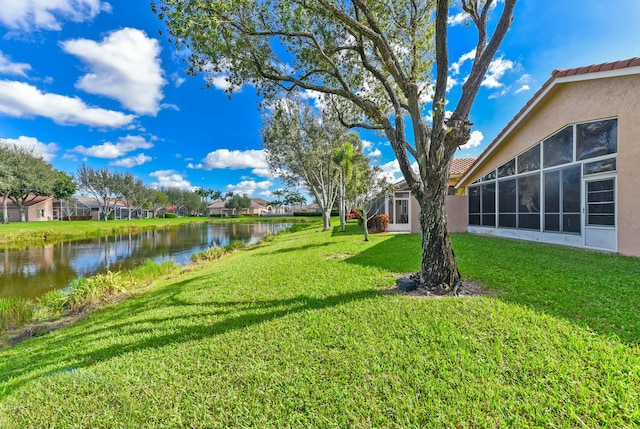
<box><xmin>0</xmin><ymin>222</ymin><xmax>292</xmax><ymax>300</ymax></box>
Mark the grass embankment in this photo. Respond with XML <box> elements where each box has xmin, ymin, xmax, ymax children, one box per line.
<box><xmin>0</xmin><ymin>216</ymin><xmax>301</xmax><ymax>248</ymax></box>
<box><xmin>1</xmin><ymin>223</ymin><xmax>639</xmax><ymax>427</ymax></box>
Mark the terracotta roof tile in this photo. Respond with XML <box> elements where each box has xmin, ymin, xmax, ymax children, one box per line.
<box><xmin>450</xmin><ymin>157</ymin><xmax>477</xmax><ymax>176</ymax></box>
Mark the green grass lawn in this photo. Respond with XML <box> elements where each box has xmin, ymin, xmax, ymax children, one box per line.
<box><xmin>1</xmin><ymin>222</ymin><xmax>639</xmax><ymax>428</ymax></box>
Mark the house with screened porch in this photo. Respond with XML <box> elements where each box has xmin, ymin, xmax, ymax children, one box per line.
<box><xmin>375</xmin><ymin>158</ymin><xmax>476</xmax><ymax>233</ymax></box>
<box><xmin>456</xmin><ymin>58</ymin><xmax>640</xmax><ymax>256</ymax></box>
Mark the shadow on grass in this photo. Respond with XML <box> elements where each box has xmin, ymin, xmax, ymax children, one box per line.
<box><xmin>0</xmin><ymin>284</ymin><xmax>380</xmax><ymax>397</ymax></box>
<box><xmin>344</xmin><ymin>232</ymin><xmax>640</xmax><ymax>345</ymax></box>
<box><xmin>271</xmin><ymin>242</ymin><xmax>336</xmax><ymax>254</ymax></box>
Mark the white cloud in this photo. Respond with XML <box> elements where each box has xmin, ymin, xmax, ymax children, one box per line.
<box><xmin>450</xmin><ymin>49</ymin><xmax>476</xmax><ymax>76</ymax></box>
<box><xmin>72</xmin><ymin>135</ymin><xmax>153</xmax><ymax>159</ymax></box>
<box><xmin>170</xmin><ymin>72</ymin><xmax>186</xmax><ymax>87</ymax></box>
<box><xmin>110</xmin><ymin>153</ymin><xmax>152</xmax><ymax>167</ymax></box>
<box><xmin>61</xmin><ymin>28</ymin><xmax>166</xmax><ymax>115</ymax></box>
<box><xmin>298</xmin><ymin>89</ymin><xmax>327</xmax><ymax>110</ymax></box>
<box><xmin>208</xmin><ymin>74</ymin><xmax>233</xmax><ymax>91</ymax></box>
<box><xmin>1</xmin><ymin>135</ymin><xmax>58</xmax><ymax>161</ymax></box>
<box><xmin>191</xmin><ymin>149</ymin><xmax>270</xmax><ymax>177</ymax></box>
<box><xmin>448</xmin><ymin>12</ymin><xmax>469</xmax><ymax>26</ymax></box>
<box><xmin>379</xmin><ymin>159</ymin><xmax>402</xmax><ymax>182</ymax></box>
<box><xmin>226</xmin><ymin>180</ymin><xmax>274</xmax><ymax>197</ymax></box>
<box><xmin>0</xmin><ymin>79</ymin><xmax>135</xmax><ymax>127</ymax></box>
<box><xmin>481</xmin><ymin>57</ymin><xmax>514</xmax><ymax>88</ymax></box>
<box><xmin>514</xmin><ymin>84</ymin><xmax>530</xmax><ymax>94</ymax></box>
<box><xmin>0</xmin><ymin>0</ymin><xmax>111</xmax><ymax>32</ymax></box>
<box><xmin>460</xmin><ymin>130</ymin><xmax>484</xmax><ymax>149</ymax></box>
<box><xmin>149</xmin><ymin>170</ymin><xmax>192</xmax><ymax>190</ymax></box>
<box><xmin>0</xmin><ymin>52</ymin><xmax>31</xmax><ymax>76</ymax></box>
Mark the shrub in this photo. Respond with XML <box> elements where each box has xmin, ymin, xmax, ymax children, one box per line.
<box><xmin>37</xmin><ymin>289</ymin><xmax>68</xmax><ymax>319</ymax></box>
<box><xmin>191</xmin><ymin>246</ymin><xmax>227</xmax><ymax>262</ymax></box>
<box><xmin>257</xmin><ymin>233</ymin><xmax>276</xmax><ymax>244</ymax></box>
<box><xmin>225</xmin><ymin>240</ymin><xmax>245</xmax><ymax>251</ymax></box>
<box><xmin>0</xmin><ymin>298</ymin><xmax>35</xmax><ymax>333</ymax></box>
<box><xmin>293</xmin><ymin>211</ymin><xmax>322</xmax><ymax>217</ymax></box>
<box><xmin>67</xmin><ymin>271</ymin><xmax>127</xmax><ymax>311</ymax></box>
<box><xmin>367</xmin><ymin>214</ymin><xmax>390</xmax><ymax>232</ymax></box>
<box><xmin>164</xmin><ymin>212</ymin><xmax>178</xmax><ymax>218</ymax></box>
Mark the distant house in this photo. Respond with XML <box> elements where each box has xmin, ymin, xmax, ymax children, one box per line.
<box><xmin>0</xmin><ymin>196</ymin><xmax>54</xmax><ymax>222</ymax></box>
<box><xmin>208</xmin><ymin>198</ymin><xmax>270</xmax><ymax>216</ymax></box>
<box><xmin>456</xmin><ymin>58</ymin><xmax>640</xmax><ymax>256</ymax></box>
<box><xmin>375</xmin><ymin>158</ymin><xmax>476</xmax><ymax>233</ymax></box>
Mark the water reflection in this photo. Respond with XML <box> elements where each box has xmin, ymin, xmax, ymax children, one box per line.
<box><xmin>0</xmin><ymin>222</ymin><xmax>290</xmax><ymax>299</ymax></box>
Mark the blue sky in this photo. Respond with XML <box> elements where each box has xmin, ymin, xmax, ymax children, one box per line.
<box><xmin>0</xmin><ymin>1</ymin><xmax>639</xmax><ymax>199</ymax></box>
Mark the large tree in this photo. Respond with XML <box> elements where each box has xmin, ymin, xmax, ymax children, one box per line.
<box><xmin>0</xmin><ymin>142</ymin><xmax>58</xmax><ymax>222</ymax></box>
<box><xmin>261</xmin><ymin>100</ymin><xmax>345</xmax><ymax>231</ymax></box>
<box><xmin>154</xmin><ymin>0</ymin><xmax>517</xmax><ymax>293</ymax></box>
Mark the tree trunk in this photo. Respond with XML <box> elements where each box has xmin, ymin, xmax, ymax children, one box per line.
<box><xmin>418</xmin><ymin>171</ymin><xmax>461</xmax><ymax>295</ymax></box>
<box><xmin>363</xmin><ymin>208</ymin><xmax>370</xmax><ymax>242</ymax></box>
<box><xmin>1</xmin><ymin>198</ymin><xmax>8</xmax><ymax>224</ymax></box>
<box><xmin>321</xmin><ymin>207</ymin><xmax>331</xmax><ymax>231</ymax></box>
<box><xmin>19</xmin><ymin>206</ymin><xmax>26</xmax><ymax>222</ymax></box>
<box><xmin>339</xmin><ymin>181</ymin><xmax>345</xmax><ymax>233</ymax></box>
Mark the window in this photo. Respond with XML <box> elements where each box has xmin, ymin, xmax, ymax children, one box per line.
<box><xmin>544</xmin><ymin>171</ymin><xmax>560</xmax><ymax>232</ymax></box>
<box><xmin>517</xmin><ymin>174</ymin><xmax>540</xmax><ymax>230</ymax></box>
<box><xmin>583</xmin><ymin>158</ymin><xmax>616</xmax><ymax>175</ymax></box>
<box><xmin>518</xmin><ymin>143</ymin><xmax>540</xmax><ymax>173</ymax></box>
<box><xmin>543</xmin><ymin>126</ymin><xmax>573</xmax><ymax>168</ymax></box>
<box><xmin>562</xmin><ymin>166</ymin><xmax>581</xmax><ymax>233</ymax></box>
<box><xmin>587</xmin><ymin>179</ymin><xmax>615</xmax><ymax>226</ymax></box>
<box><xmin>468</xmin><ymin>185</ymin><xmax>480</xmax><ymax>226</ymax></box>
<box><xmin>498</xmin><ymin>179</ymin><xmax>517</xmax><ymax>228</ymax></box>
<box><xmin>481</xmin><ymin>183</ymin><xmax>496</xmax><ymax>226</ymax></box>
<box><xmin>498</xmin><ymin>159</ymin><xmax>516</xmax><ymax>178</ymax></box>
<box><xmin>576</xmin><ymin>119</ymin><xmax>617</xmax><ymax>160</ymax></box>
<box><xmin>468</xmin><ymin>118</ymin><xmax>617</xmax><ymax>239</ymax></box>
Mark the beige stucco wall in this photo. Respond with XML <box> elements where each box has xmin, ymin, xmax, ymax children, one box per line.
<box><xmin>461</xmin><ymin>73</ymin><xmax>640</xmax><ymax>256</ymax></box>
<box><xmin>408</xmin><ymin>195</ymin><xmax>468</xmax><ymax>234</ymax></box>
<box><xmin>3</xmin><ymin>199</ymin><xmax>53</xmax><ymax>222</ymax></box>
<box><xmin>445</xmin><ymin>196</ymin><xmax>468</xmax><ymax>233</ymax></box>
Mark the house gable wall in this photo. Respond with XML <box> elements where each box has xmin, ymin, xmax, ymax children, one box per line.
<box><xmin>461</xmin><ymin>73</ymin><xmax>640</xmax><ymax>256</ymax></box>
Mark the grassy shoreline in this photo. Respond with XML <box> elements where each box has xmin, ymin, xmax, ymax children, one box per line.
<box><xmin>1</xmin><ymin>222</ymin><xmax>639</xmax><ymax>427</ymax></box>
<box><xmin>0</xmin><ymin>216</ymin><xmax>306</xmax><ymax>248</ymax></box>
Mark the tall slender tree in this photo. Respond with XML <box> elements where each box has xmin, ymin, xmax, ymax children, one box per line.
<box><xmin>262</xmin><ymin>100</ymin><xmax>345</xmax><ymax>231</ymax></box>
<box><xmin>153</xmin><ymin>0</ymin><xmax>518</xmax><ymax>293</ymax></box>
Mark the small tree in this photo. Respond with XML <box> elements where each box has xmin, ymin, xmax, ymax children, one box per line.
<box><xmin>53</xmin><ymin>171</ymin><xmax>77</xmax><ymax>220</ymax></box>
<box><xmin>76</xmin><ymin>165</ymin><xmax>125</xmax><ymax>222</ymax></box>
<box><xmin>224</xmin><ymin>194</ymin><xmax>251</xmax><ymax>215</ymax></box>
<box><xmin>262</xmin><ymin>100</ymin><xmax>345</xmax><ymax>231</ymax></box>
<box><xmin>353</xmin><ymin>164</ymin><xmax>395</xmax><ymax>241</ymax></box>
<box><xmin>151</xmin><ymin>190</ymin><xmax>169</xmax><ymax>218</ymax></box>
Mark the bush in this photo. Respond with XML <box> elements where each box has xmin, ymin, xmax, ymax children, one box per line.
<box><xmin>191</xmin><ymin>246</ymin><xmax>227</xmax><ymax>262</ymax></box>
<box><xmin>225</xmin><ymin>240</ymin><xmax>245</xmax><ymax>251</ymax></box>
<box><xmin>67</xmin><ymin>271</ymin><xmax>127</xmax><ymax>311</ymax></box>
<box><xmin>293</xmin><ymin>211</ymin><xmax>322</xmax><ymax>217</ymax></box>
<box><xmin>68</xmin><ymin>215</ymin><xmax>92</xmax><ymax>221</ymax></box>
<box><xmin>37</xmin><ymin>289</ymin><xmax>68</xmax><ymax>319</ymax></box>
<box><xmin>367</xmin><ymin>214</ymin><xmax>390</xmax><ymax>232</ymax></box>
<box><xmin>0</xmin><ymin>298</ymin><xmax>35</xmax><ymax>333</ymax></box>
<box><xmin>164</xmin><ymin>212</ymin><xmax>178</xmax><ymax>218</ymax></box>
